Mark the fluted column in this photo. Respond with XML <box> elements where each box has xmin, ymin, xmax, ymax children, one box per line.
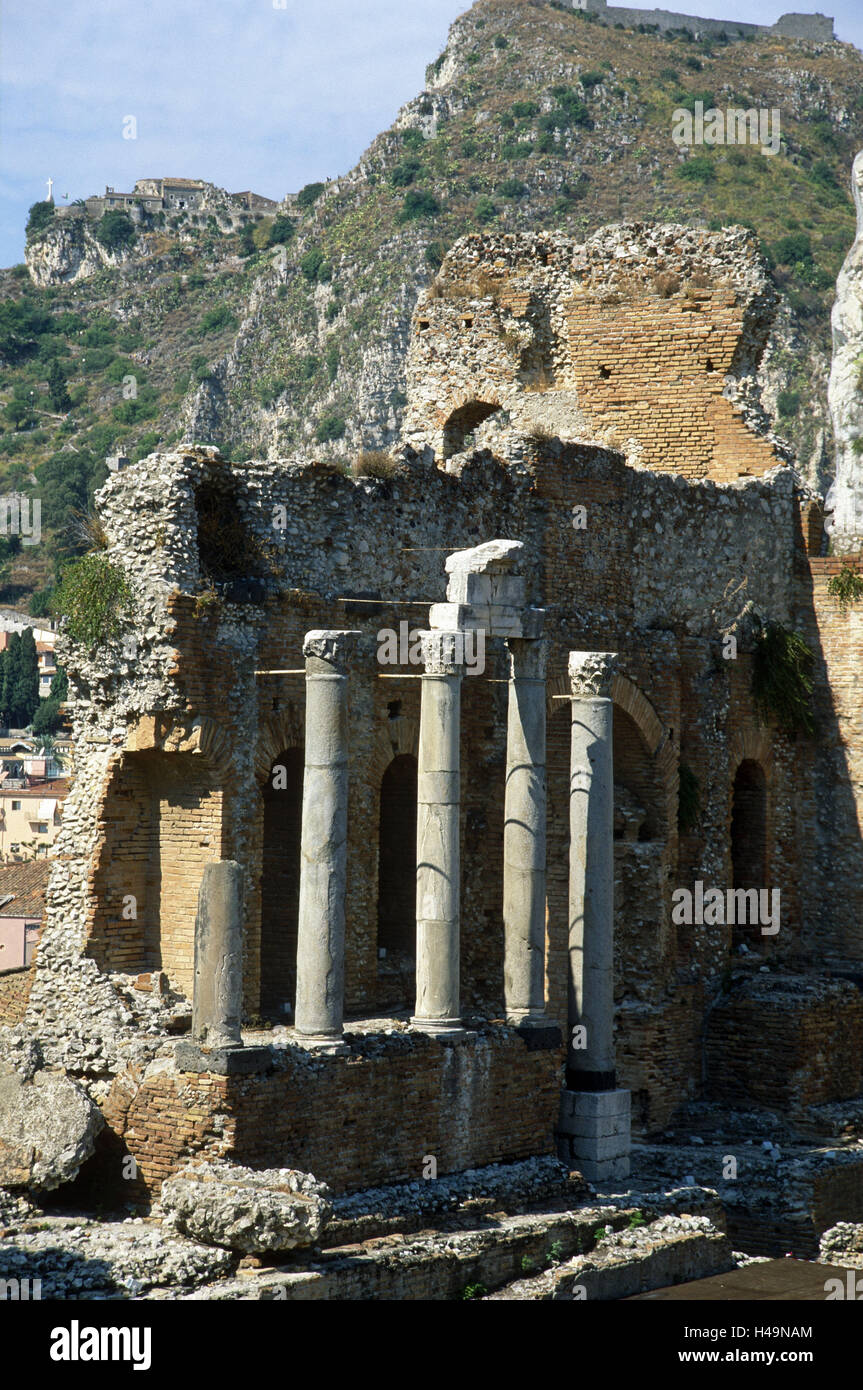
<box><xmin>557</xmin><ymin>650</ymin><xmax>631</xmax><ymax>1182</ymax></box>
<box><xmin>412</xmin><ymin>630</ymin><xmax>465</xmax><ymax>1034</ymax></box>
<box><xmin>503</xmin><ymin>637</ymin><xmax>549</xmax><ymax>1025</ymax></box>
<box><xmin>294</xmin><ymin>629</ymin><xmax>359</xmax><ymax>1050</ymax></box>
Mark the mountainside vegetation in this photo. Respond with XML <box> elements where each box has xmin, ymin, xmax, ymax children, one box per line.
<box><xmin>3</xmin><ymin>0</ymin><xmax>863</xmax><ymax>610</ymax></box>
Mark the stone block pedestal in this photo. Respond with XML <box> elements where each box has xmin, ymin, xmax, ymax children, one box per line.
<box><xmin>556</xmin><ymin>1088</ymin><xmax>631</xmax><ymax>1183</ymax></box>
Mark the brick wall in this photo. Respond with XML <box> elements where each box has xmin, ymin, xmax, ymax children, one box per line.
<box><xmin>99</xmin><ymin>1030</ymin><xmax>562</xmax><ymax>1198</ymax></box>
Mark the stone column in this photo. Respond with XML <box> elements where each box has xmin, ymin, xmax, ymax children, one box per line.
<box><xmin>412</xmin><ymin>630</ymin><xmax>465</xmax><ymax>1035</ymax></box>
<box><xmin>503</xmin><ymin>637</ymin><xmax>549</xmax><ymax>1026</ymax></box>
<box><xmin>557</xmin><ymin>650</ymin><xmax>631</xmax><ymax>1182</ymax></box>
<box><xmin>192</xmin><ymin>860</ymin><xmax>244</xmax><ymax>1049</ymax></box>
<box><xmin>294</xmin><ymin>630</ymin><xmax>359</xmax><ymax>1051</ymax></box>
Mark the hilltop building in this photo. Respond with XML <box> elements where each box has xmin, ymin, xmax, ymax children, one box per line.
<box><xmin>569</xmin><ymin>0</ymin><xmax>834</xmax><ymax>42</ymax></box>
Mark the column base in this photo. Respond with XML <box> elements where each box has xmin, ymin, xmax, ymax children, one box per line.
<box><xmin>556</xmin><ymin>1088</ymin><xmax>631</xmax><ymax>1183</ymax></box>
<box><xmin>409</xmin><ymin>1017</ymin><xmax>474</xmax><ymax>1041</ymax></box>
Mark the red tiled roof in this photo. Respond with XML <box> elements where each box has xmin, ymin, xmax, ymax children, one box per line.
<box><xmin>0</xmin><ymin>859</ymin><xmax>50</xmax><ymax>918</ymax></box>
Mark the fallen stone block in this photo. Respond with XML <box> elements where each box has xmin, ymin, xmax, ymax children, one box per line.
<box><xmin>160</xmin><ymin>1160</ymin><xmax>331</xmax><ymax>1254</ymax></box>
<box><xmin>0</xmin><ymin>1066</ymin><xmax>103</xmax><ymax>1191</ymax></box>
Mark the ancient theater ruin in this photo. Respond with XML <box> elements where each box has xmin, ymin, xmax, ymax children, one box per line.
<box><xmin>5</xmin><ymin>221</ymin><xmax>863</xmax><ymax>1278</ymax></box>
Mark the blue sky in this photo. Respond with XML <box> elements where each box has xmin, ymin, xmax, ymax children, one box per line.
<box><xmin>1</xmin><ymin>0</ymin><xmax>861</xmax><ymax>270</ymax></box>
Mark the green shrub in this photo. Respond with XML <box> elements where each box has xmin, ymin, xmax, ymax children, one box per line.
<box><xmin>494</xmin><ymin>34</ymin><xmax>508</xmax><ymax>49</ymax></box>
<box><xmin>299</xmin><ymin>248</ymin><xmax>332</xmax><ymax>283</ymax></box>
<box><xmin>94</xmin><ymin>211</ymin><xmax>136</xmax><ymax>252</ymax></box>
<box><xmin>53</xmin><ymin>553</ymin><xmax>134</xmax><ymax>650</ymax></box>
<box><xmin>26</xmin><ymin>201</ymin><xmax>54</xmax><ymax>240</ymax></box>
<box><xmin>499</xmin><ymin>178</ymin><xmax>528</xmax><ymax>199</ymax></box>
<box><xmin>827</xmin><ymin>563</ymin><xmax>863</xmax><ymax>614</ymax></box>
<box><xmin>296</xmin><ymin>181</ymin><xmax>326</xmax><ymax>209</ymax></box>
<box><xmin>677</xmin><ymin>155</ymin><xmax>716</xmax><ymax>183</ymax></box>
<box><xmin>511</xmin><ymin>99</ymin><xmax>539</xmax><ymax>118</ymax></box>
<box><xmin>501</xmin><ymin>141</ymin><xmax>533</xmax><ymax>160</ymax></box>
<box><xmin>269</xmin><ymin>214</ymin><xmax>295</xmax><ymax>245</ymax></box>
<box><xmin>474</xmin><ymin>195</ymin><xmax>498</xmax><ymax>224</ymax></box>
<box><xmin>402</xmin><ymin>129</ymin><xmax>426</xmax><ymax>150</ymax></box>
<box><xmin>315</xmin><ymin>412</ymin><xmax>346</xmax><ymax>442</ymax></box>
<box><xmin>47</xmin><ymin>359</ymin><xmax>70</xmax><ymax>411</ymax></box>
<box><xmin>199</xmin><ymin>304</ymin><xmax>237</xmax><ymax>333</ymax></box>
<box><xmin>751</xmin><ymin>622</ymin><xmax>816</xmax><ymax>737</ymax></box>
<box><xmin>398</xmin><ymin>189</ymin><xmax>440</xmax><ymax>223</ymax></box>
<box><xmin>390</xmin><ymin>157</ymin><xmax>422</xmax><ymax>188</ymax></box>
<box><xmin>777</xmin><ymin>389</ymin><xmax>801</xmax><ymax>418</ymax></box>
<box><xmin>579</xmin><ymin>70</ymin><xmax>604</xmax><ymax>90</ymax></box>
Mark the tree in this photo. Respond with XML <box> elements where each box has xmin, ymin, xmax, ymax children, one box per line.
<box><xmin>12</xmin><ymin>629</ymin><xmax>40</xmax><ymax>728</ymax></box>
<box><xmin>50</xmin><ymin>665</ymin><xmax>68</xmax><ymax>701</ymax></box>
<box><xmin>47</xmin><ymin>359</ymin><xmax>71</xmax><ymax>412</ymax></box>
<box><xmin>238</xmin><ymin>224</ymin><xmax>256</xmax><ymax>257</ymax></box>
<box><xmin>94</xmin><ymin>210</ymin><xmax>136</xmax><ymax>252</ymax></box>
<box><xmin>268</xmin><ymin>215</ymin><xmax>295</xmax><ymax>245</ymax></box>
<box><xmin>32</xmin><ymin>697</ymin><xmax>63</xmax><ymax>737</ymax></box>
<box><xmin>26</xmin><ymin>201</ymin><xmax>54</xmax><ymax>240</ymax></box>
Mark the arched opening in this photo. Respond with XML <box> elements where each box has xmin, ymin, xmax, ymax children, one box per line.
<box><xmin>260</xmin><ymin>747</ymin><xmax>303</xmax><ymax>1019</ymax></box>
<box><xmin>88</xmin><ymin>748</ymin><xmax>224</xmax><ymax>998</ymax></box>
<box><xmin>442</xmin><ymin>401</ymin><xmax>501</xmax><ymax>458</ymax></box>
<box><xmin>730</xmin><ymin>759</ymin><xmax>767</xmax><ymax>947</ymax></box>
<box><xmin>377</xmin><ymin>753</ymin><xmax>417</xmax><ymax>1008</ymax></box>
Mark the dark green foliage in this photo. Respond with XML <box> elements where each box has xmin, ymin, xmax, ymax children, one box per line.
<box><xmin>401</xmin><ymin>129</ymin><xmax>426</xmax><ymax>151</ymax></box>
<box><xmin>32</xmin><ymin>696</ymin><xmax>62</xmax><ymax>735</ymax></box>
<box><xmin>498</xmin><ymin>178</ymin><xmax>529</xmax><ymax>199</ymax></box>
<box><xmin>315</xmin><ymin>412</ymin><xmax>346</xmax><ymax>442</ymax></box>
<box><xmin>579</xmin><ymin>70</ymin><xmax>604</xmax><ymax>90</ymax></box>
<box><xmin>325</xmin><ymin>342</ymin><xmax>339</xmax><ymax>382</ymax></box>
<box><xmin>29</xmin><ymin>587</ymin><xmax>55</xmax><ymax>619</ymax></box>
<box><xmin>47</xmin><ymin>359</ymin><xmax>70</xmax><ymax>411</ymax></box>
<box><xmin>474</xmin><ymin>196</ymin><xmax>498</xmax><ymax>224</ymax></box>
<box><xmin>494</xmin><ymin>35</ymin><xmax>508</xmax><ymax>49</ymax></box>
<box><xmin>0</xmin><ymin>298</ymin><xmax>53</xmax><ymax>364</ymax></box>
<box><xmin>544</xmin><ymin>87</ymin><xmax>593</xmax><ymax>129</ymax></box>
<box><xmin>827</xmin><ymin>563</ymin><xmax>863</xmax><ymax>614</ymax></box>
<box><xmin>35</xmin><ymin>449</ymin><xmax>107</xmax><ymax>542</ymax></box>
<box><xmin>398</xmin><ymin>189</ymin><xmax>440</xmax><ymax>222</ymax></box>
<box><xmin>685</xmin><ymin>56</ymin><xmax>703</xmax><ymax>70</ymax></box>
<box><xmin>677</xmin><ymin>156</ymin><xmax>717</xmax><ymax>183</ymax></box>
<box><xmin>26</xmin><ymin>201</ymin><xmax>54</xmax><ymax>239</ymax></box>
<box><xmin>239</xmin><ymin>224</ymin><xmax>256</xmax><ymax>257</ymax></box>
<box><xmin>425</xmin><ymin>241</ymin><xmax>446</xmax><ymax>270</ymax></box>
<box><xmin>511</xmin><ymin>100</ymin><xmax>539</xmax><ymax>118</ymax></box>
<box><xmin>678</xmin><ymin>763</ymin><xmax>700</xmax><ymax>833</ymax></box>
<box><xmin>751</xmin><ymin>622</ymin><xmax>816</xmax><ymax>737</ymax></box>
<box><xmin>674</xmin><ymin>89</ymin><xmax>715</xmax><ymax>114</ymax></box>
<box><xmin>501</xmin><ymin>141</ymin><xmax>534</xmax><ymax>160</ymax></box>
<box><xmin>299</xmin><ymin>248</ymin><xmax>332</xmax><ymax>283</ymax></box>
<box><xmin>50</xmin><ymin>665</ymin><xmax>68</xmax><ymax>701</ymax></box>
<box><xmin>94</xmin><ymin>211</ymin><xmax>136</xmax><ymax>251</ymax></box>
<box><xmin>199</xmin><ymin>305</ymin><xmax>237</xmax><ymax>333</ymax></box>
<box><xmin>777</xmin><ymin>389</ymin><xmax>801</xmax><ymax>417</ymax></box>
<box><xmin>390</xmin><ymin>157</ymin><xmax>423</xmax><ymax>188</ymax></box>
<box><xmin>0</xmin><ymin>630</ymin><xmax>40</xmax><ymax>727</ymax></box>
<box><xmin>53</xmin><ymin>552</ymin><xmax>134</xmax><ymax>650</ymax></box>
<box><xmin>268</xmin><ymin>215</ymin><xmax>296</xmax><ymax>245</ymax></box>
<box><xmin>296</xmin><ymin>182</ymin><xmax>326</xmax><ymax>209</ymax></box>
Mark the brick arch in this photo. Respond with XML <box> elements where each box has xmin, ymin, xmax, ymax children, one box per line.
<box><xmin>371</xmin><ymin>714</ymin><xmax>420</xmax><ymax>785</ymax></box>
<box><xmin>441</xmin><ymin>399</ymin><xmax>506</xmax><ymax>458</ymax></box>
<box><xmin>434</xmin><ymin>385</ymin><xmax>506</xmax><ymax>428</ymax></box>
<box><xmin>728</xmin><ymin>723</ymin><xmax>773</xmax><ymax>779</ymax></box>
<box><xmin>124</xmin><ymin>711</ymin><xmax>233</xmax><ymax>782</ymax></box>
<box><xmin>545</xmin><ymin>668</ymin><xmax>677</xmax><ymax>831</ymax></box>
<box><xmin>254</xmin><ymin>705</ymin><xmax>305</xmax><ymax>783</ymax></box>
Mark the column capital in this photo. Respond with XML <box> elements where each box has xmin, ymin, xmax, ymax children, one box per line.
<box><xmin>421</xmin><ymin>629</ymin><xmax>467</xmax><ymax>676</ymax></box>
<box><xmin>568</xmin><ymin>650</ymin><xmax>619</xmax><ymax>699</ymax></box>
<box><xmin>303</xmin><ymin>629</ymin><xmax>362</xmax><ymax>671</ymax></box>
<box><xmin>507</xmin><ymin>636</ymin><xmax>548</xmax><ymax>681</ymax></box>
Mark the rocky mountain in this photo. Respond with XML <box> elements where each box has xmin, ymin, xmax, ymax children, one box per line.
<box><xmin>3</xmin><ymin>0</ymin><xmax>863</xmax><ymax>605</ymax></box>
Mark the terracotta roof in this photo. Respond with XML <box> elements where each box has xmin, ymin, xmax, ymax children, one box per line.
<box><xmin>0</xmin><ymin>779</ymin><xmax>69</xmax><ymax>799</ymax></box>
<box><xmin>0</xmin><ymin>859</ymin><xmax>50</xmax><ymax>918</ymax></box>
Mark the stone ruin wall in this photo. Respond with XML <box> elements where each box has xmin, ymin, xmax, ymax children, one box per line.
<box><xmin>11</xmin><ymin>221</ymin><xmax>863</xmax><ymax>1193</ymax></box>
<box><xmin>574</xmin><ymin>1</ymin><xmax>834</xmax><ymax>44</ymax></box>
<box><xmin>404</xmin><ymin>226</ymin><xmax>787</xmax><ymax>482</ymax></box>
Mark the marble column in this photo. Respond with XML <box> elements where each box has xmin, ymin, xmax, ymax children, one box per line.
<box><xmin>503</xmin><ymin>637</ymin><xmax>549</xmax><ymax>1026</ymax></box>
<box><xmin>294</xmin><ymin>629</ymin><xmax>359</xmax><ymax>1050</ymax></box>
<box><xmin>412</xmin><ymin>630</ymin><xmax>465</xmax><ymax>1034</ymax></box>
<box><xmin>557</xmin><ymin>649</ymin><xmax>631</xmax><ymax>1182</ymax></box>
<box><xmin>192</xmin><ymin>860</ymin><xmax>244</xmax><ymax>1049</ymax></box>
